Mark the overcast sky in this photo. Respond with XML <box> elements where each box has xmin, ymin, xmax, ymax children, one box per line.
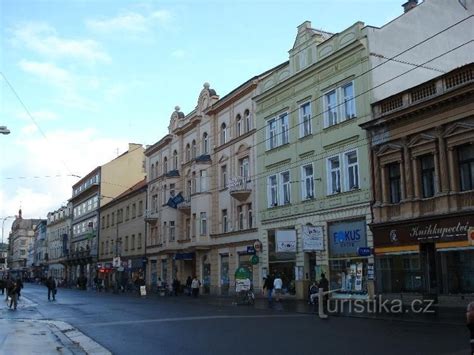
<box><xmin>0</xmin><ymin>0</ymin><xmax>404</xmax><ymax>233</ymax></box>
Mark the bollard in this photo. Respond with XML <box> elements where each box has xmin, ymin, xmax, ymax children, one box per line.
<box><xmin>318</xmin><ymin>287</ymin><xmax>328</xmax><ymax>319</ymax></box>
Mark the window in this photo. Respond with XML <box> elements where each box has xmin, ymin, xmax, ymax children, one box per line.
<box><xmin>239</xmin><ymin>157</ymin><xmax>250</xmax><ymax>181</ymax></box>
<box><xmin>101</xmin><ymin>242</ymin><xmax>104</xmax><ymax>255</ymax></box>
<box><xmin>266</xmin><ymin>112</ymin><xmax>289</xmax><ymax>149</ymax></box>
<box><xmin>163</xmin><ymin>157</ymin><xmax>168</xmax><ymax>174</ymax></box>
<box><xmin>327</xmin><ymin>156</ymin><xmax>341</xmax><ymax>194</ymax></box>
<box><xmin>345</xmin><ymin>150</ymin><xmax>359</xmax><ymax>190</ymax></box>
<box><xmin>420</xmin><ymin>154</ymin><xmax>435</xmax><ymax>198</ymax></box>
<box><xmin>222</xmin><ymin>209</ymin><xmax>228</xmax><ymax>233</ymax></box>
<box><xmin>202</xmin><ymin>133</ymin><xmax>209</xmax><ymax>154</ymax></box>
<box><xmin>106</xmin><ymin>214</ymin><xmax>110</xmax><ymax>228</ymax></box>
<box><xmin>170</xmin><ymin>183</ymin><xmax>175</xmax><ymax>199</ymax></box>
<box><xmin>459</xmin><ymin>145</ymin><xmax>474</xmax><ymax>191</ymax></box>
<box><xmin>324</xmin><ymin>90</ymin><xmax>338</xmax><ymax>126</ymax></box>
<box><xmin>173</xmin><ymin>150</ymin><xmax>178</xmax><ymax>170</ymax></box>
<box><xmin>244</xmin><ymin>109</ymin><xmax>251</xmax><ymax>132</ymax></box>
<box><xmin>221</xmin><ymin>123</ymin><xmax>227</xmax><ymax>145</ymax></box>
<box><xmin>300</xmin><ymin>102</ymin><xmax>312</xmax><ymax>137</ymax></box>
<box><xmin>163</xmin><ymin>185</ymin><xmax>167</xmax><ymax>204</ymax></box>
<box><xmin>162</xmin><ymin>222</ymin><xmax>167</xmax><ymax>242</ymax></box>
<box><xmin>324</xmin><ymin>82</ymin><xmax>357</xmax><ymax>127</ymax></box>
<box><xmin>186</xmin><ymin>144</ymin><xmax>191</xmax><ymax>162</ymax></box>
<box><xmin>185</xmin><ymin>218</ymin><xmax>191</xmax><ymax>239</ymax></box>
<box><xmin>131</xmin><ymin>234</ymin><xmax>135</xmax><ymax>250</ymax></box>
<box><xmin>186</xmin><ymin>179</ymin><xmax>192</xmax><ymax>199</ymax></box>
<box><xmin>125</xmin><ymin>236</ymin><xmax>129</xmax><ymax>251</ymax></box>
<box><xmin>137</xmin><ymin>233</ymin><xmax>142</xmax><ymax>249</ymax></box>
<box><xmin>151</xmin><ymin>163</ymin><xmax>155</xmax><ymax>179</ymax></box>
<box><xmin>268</xmin><ymin>175</ymin><xmax>278</xmax><ymax>207</ymax></box>
<box><xmin>126</xmin><ymin>206</ymin><xmax>130</xmax><ymax>220</ymax></box>
<box><xmin>301</xmin><ymin>164</ymin><xmax>314</xmax><ymax>200</ymax></box>
<box><xmin>200</xmin><ymin>212</ymin><xmax>207</xmax><ymax>235</ymax></box>
<box><xmin>138</xmin><ymin>201</ymin><xmax>143</xmax><ymax>216</ymax></box>
<box><xmin>221</xmin><ymin>165</ymin><xmax>228</xmax><ymax>188</ymax></box>
<box><xmin>200</xmin><ymin>170</ymin><xmax>207</xmax><ymax>192</ymax></box>
<box><xmin>236</xmin><ymin>114</ymin><xmax>242</xmax><ymax>136</ymax></box>
<box><xmin>280</xmin><ymin>171</ymin><xmax>291</xmax><ymax>204</ymax></box>
<box><xmin>247</xmin><ymin>203</ymin><xmax>253</xmax><ymax>229</ymax></box>
<box><xmin>388</xmin><ymin>163</ymin><xmax>401</xmax><ymax>203</ymax></box>
<box><xmin>238</xmin><ymin>206</ymin><xmax>244</xmax><ymax>230</ymax></box>
<box><xmin>152</xmin><ymin>195</ymin><xmax>158</xmax><ymax>213</ymax></box>
<box><xmin>106</xmin><ymin>241</ymin><xmax>109</xmax><ymax>255</ymax></box>
<box><xmin>192</xmin><ymin>140</ymin><xmax>197</xmax><ymax>158</ymax></box>
<box><xmin>169</xmin><ymin>221</ymin><xmax>175</xmax><ymax>241</ymax></box>
<box><xmin>192</xmin><ymin>172</ymin><xmax>196</xmax><ymax>193</ymax></box>
<box><xmin>132</xmin><ymin>203</ymin><xmax>136</xmax><ymax>218</ymax></box>
<box><xmin>101</xmin><ymin>216</ymin><xmax>105</xmax><ymax>229</ymax></box>
<box><xmin>111</xmin><ymin>212</ymin><xmax>115</xmax><ymax>226</ymax></box>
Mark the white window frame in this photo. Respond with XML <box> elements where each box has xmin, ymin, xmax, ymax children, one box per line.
<box><xmin>221</xmin><ymin>165</ymin><xmax>227</xmax><ymax>188</ymax></box>
<box><xmin>222</xmin><ymin>209</ymin><xmax>228</xmax><ymax>233</ymax></box>
<box><xmin>267</xmin><ymin>119</ymin><xmax>278</xmax><ymax>150</ymax></box>
<box><xmin>236</xmin><ymin>115</ymin><xmax>242</xmax><ymax>137</ymax></box>
<box><xmin>238</xmin><ymin>206</ymin><xmax>244</xmax><ymax>230</ymax></box>
<box><xmin>344</xmin><ymin>149</ymin><xmax>359</xmax><ymax>191</ymax></box>
<box><xmin>299</xmin><ymin>102</ymin><xmax>312</xmax><ymax>137</ymax></box>
<box><xmin>342</xmin><ymin>82</ymin><xmax>356</xmax><ymax>120</ymax></box>
<box><xmin>267</xmin><ymin>174</ymin><xmax>278</xmax><ymax>207</ymax></box>
<box><xmin>202</xmin><ymin>133</ymin><xmax>209</xmax><ymax>154</ymax></box>
<box><xmin>200</xmin><ymin>170</ymin><xmax>207</xmax><ymax>192</ymax></box>
<box><xmin>279</xmin><ymin>113</ymin><xmax>289</xmax><ymax>145</ymax></box>
<box><xmin>221</xmin><ymin>123</ymin><xmax>227</xmax><ymax>145</ymax></box>
<box><xmin>239</xmin><ymin>157</ymin><xmax>250</xmax><ymax>181</ymax></box>
<box><xmin>200</xmin><ymin>212</ymin><xmax>207</xmax><ymax>235</ymax></box>
<box><xmin>327</xmin><ymin>155</ymin><xmax>341</xmax><ymax>195</ymax></box>
<box><xmin>301</xmin><ymin>164</ymin><xmax>314</xmax><ymax>200</ymax></box>
<box><xmin>324</xmin><ymin>90</ymin><xmax>338</xmax><ymax>127</ymax></box>
<box><xmin>280</xmin><ymin>171</ymin><xmax>291</xmax><ymax>205</ymax></box>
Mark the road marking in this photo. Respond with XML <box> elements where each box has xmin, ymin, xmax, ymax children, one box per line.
<box><xmin>80</xmin><ymin>313</ymin><xmax>310</xmax><ymax>327</ymax></box>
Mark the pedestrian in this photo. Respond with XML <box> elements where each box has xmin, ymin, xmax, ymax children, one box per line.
<box><xmin>8</xmin><ymin>280</ymin><xmax>18</xmax><ymax>310</ymax></box>
<box><xmin>0</xmin><ymin>277</ymin><xmax>5</xmax><ymax>296</ymax></box>
<box><xmin>467</xmin><ymin>301</ymin><xmax>474</xmax><ymax>355</ymax></box>
<box><xmin>273</xmin><ymin>274</ymin><xmax>283</xmax><ymax>302</ymax></box>
<box><xmin>263</xmin><ymin>275</ymin><xmax>274</xmax><ymax>302</ymax></box>
<box><xmin>47</xmin><ymin>276</ymin><xmax>57</xmax><ymax>301</ymax></box>
<box><xmin>16</xmin><ymin>278</ymin><xmax>23</xmax><ymax>300</ymax></box>
<box><xmin>172</xmin><ymin>278</ymin><xmax>180</xmax><ymax>296</ymax></box>
<box><xmin>318</xmin><ymin>273</ymin><xmax>329</xmax><ymax>304</ymax></box>
<box><xmin>191</xmin><ymin>276</ymin><xmax>200</xmax><ymax>298</ymax></box>
<box><xmin>185</xmin><ymin>276</ymin><xmax>192</xmax><ymax>296</ymax></box>
<box><xmin>5</xmin><ymin>277</ymin><xmax>12</xmax><ymax>301</ymax></box>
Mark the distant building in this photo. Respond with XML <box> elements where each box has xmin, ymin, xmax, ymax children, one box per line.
<box><xmin>31</xmin><ymin>220</ymin><xmax>48</xmax><ymax>279</ymax></box>
<box><xmin>46</xmin><ymin>204</ymin><xmax>72</xmax><ymax>281</ymax></box>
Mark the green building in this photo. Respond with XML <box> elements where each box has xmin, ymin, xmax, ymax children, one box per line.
<box><xmin>255</xmin><ymin>21</ymin><xmax>373</xmax><ymax>300</ymax></box>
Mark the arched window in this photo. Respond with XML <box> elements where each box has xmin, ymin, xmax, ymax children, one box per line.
<box><xmin>202</xmin><ymin>132</ymin><xmax>209</xmax><ymax>154</ymax></box>
<box><xmin>186</xmin><ymin>144</ymin><xmax>191</xmax><ymax>162</ymax></box>
<box><xmin>173</xmin><ymin>150</ymin><xmax>178</xmax><ymax>170</ymax></box>
<box><xmin>163</xmin><ymin>157</ymin><xmax>168</xmax><ymax>174</ymax></box>
<box><xmin>191</xmin><ymin>171</ymin><xmax>196</xmax><ymax>193</ymax></box>
<box><xmin>236</xmin><ymin>114</ymin><xmax>242</xmax><ymax>136</ymax></box>
<box><xmin>221</xmin><ymin>123</ymin><xmax>227</xmax><ymax>145</ymax></box>
<box><xmin>192</xmin><ymin>140</ymin><xmax>197</xmax><ymax>158</ymax></box>
<box><xmin>244</xmin><ymin>109</ymin><xmax>251</xmax><ymax>132</ymax></box>
<box><xmin>155</xmin><ymin>162</ymin><xmax>159</xmax><ymax>177</ymax></box>
<box><xmin>151</xmin><ymin>163</ymin><xmax>155</xmax><ymax>179</ymax></box>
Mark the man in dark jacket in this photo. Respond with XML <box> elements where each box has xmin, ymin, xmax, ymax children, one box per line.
<box><xmin>16</xmin><ymin>278</ymin><xmax>23</xmax><ymax>300</ymax></box>
<box><xmin>47</xmin><ymin>276</ymin><xmax>57</xmax><ymax>301</ymax></box>
<box><xmin>263</xmin><ymin>275</ymin><xmax>274</xmax><ymax>302</ymax></box>
<box><xmin>0</xmin><ymin>278</ymin><xmax>5</xmax><ymax>295</ymax></box>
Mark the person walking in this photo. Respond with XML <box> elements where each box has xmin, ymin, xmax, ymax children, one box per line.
<box><xmin>263</xmin><ymin>275</ymin><xmax>274</xmax><ymax>302</ymax></box>
<box><xmin>185</xmin><ymin>276</ymin><xmax>192</xmax><ymax>296</ymax></box>
<box><xmin>8</xmin><ymin>280</ymin><xmax>18</xmax><ymax>310</ymax></box>
<box><xmin>16</xmin><ymin>278</ymin><xmax>23</xmax><ymax>300</ymax></box>
<box><xmin>47</xmin><ymin>276</ymin><xmax>57</xmax><ymax>301</ymax></box>
<box><xmin>0</xmin><ymin>277</ymin><xmax>5</xmax><ymax>296</ymax></box>
<box><xmin>273</xmin><ymin>274</ymin><xmax>283</xmax><ymax>302</ymax></box>
<box><xmin>191</xmin><ymin>276</ymin><xmax>200</xmax><ymax>298</ymax></box>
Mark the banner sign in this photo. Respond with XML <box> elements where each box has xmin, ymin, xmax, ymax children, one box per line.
<box><xmin>328</xmin><ymin>219</ymin><xmax>367</xmax><ymax>257</ymax></box>
<box><xmin>302</xmin><ymin>225</ymin><xmax>324</xmax><ymax>251</ymax></box>
<box><xmin>276</xmin><ymin>230</ymin><xmax>297</xmax><ymax>253</ymax></box>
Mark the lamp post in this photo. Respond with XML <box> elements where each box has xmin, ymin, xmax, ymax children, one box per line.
<box><xmin>0</xmin><ymin>126</ymin><xmax>11</xmax><ymax>135</ymax></box>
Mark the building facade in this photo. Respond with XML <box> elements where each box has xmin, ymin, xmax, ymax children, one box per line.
<box><xmin>68</xmin><ymin>143</ymin><xmax>145</xmax><ymax>286</ymax></box>
<box><xmin>145</xmin><ymin>75</ymin><xmax>279</xmax><ymax>294</ymax></box>
<box><xmin>46</xmin><ymin>204</ymin><xmax>71</xmax><ymax>281</ymax></box>
<box><xmin>361</xmin><ymin>64</ymin><xmax>474</xmax><ymax>302</ymax></box>
<box><xmin>98</xmin><ymin>179</ymin><xmax>147</xmax><ymax>290</ymax></box>
<box><xmin>255</xmin><ymin>21</ymin><xmax>374</xmax><ymax>300</ymax></box>
<box><xmin>31</xmin><ymin>220</ymin><xmax>48</xmax><ymax>279</ymax></box>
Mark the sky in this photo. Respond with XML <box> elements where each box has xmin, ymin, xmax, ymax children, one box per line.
<box><xmin>0</xmin><ymin>0</ymin><xmax>404</xmax><ymax>235</ymax></box>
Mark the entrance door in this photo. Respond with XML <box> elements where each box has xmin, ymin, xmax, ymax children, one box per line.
<box><xmin>419</xmin><ymin>243</ymin><xmax>438</xmax><ymax>294</ymax></box>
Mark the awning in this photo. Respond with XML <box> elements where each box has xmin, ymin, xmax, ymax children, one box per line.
<box><xmin>173</xmin><ymin>252</ymin><xmax>195</xmax><ymax>260</ymax></box>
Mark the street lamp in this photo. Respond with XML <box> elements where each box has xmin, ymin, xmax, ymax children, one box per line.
<box><xmin>0</xmin><ymin>126</ymin><xmax>11</xmax><ymax>135</ymax></box>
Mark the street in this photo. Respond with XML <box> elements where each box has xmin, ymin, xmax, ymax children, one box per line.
<box><xmin>0</xmin><ymin>283</ymin><xmax>470</xmax><ymax>355</ymax></box>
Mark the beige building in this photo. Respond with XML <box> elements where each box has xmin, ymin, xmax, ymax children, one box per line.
<box><xmin>145</xmin><ymin>72</ymin><xmax>281</xmax><ymax>294</ymax></box>
<box><xmin>46</xmin><ymin>204</ymin><xmax>72</xmax><ymax>280</ymax></box>
<box><xmin>98</xmin><ymin>179</ymin><xmax>147</xmax><ymax>289</ymax></box>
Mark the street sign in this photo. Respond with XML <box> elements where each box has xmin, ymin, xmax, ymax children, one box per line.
<box><xmin>246</xmin><ymin>246</ymin><xmax>256</xmax><ymax>254</ymax></box>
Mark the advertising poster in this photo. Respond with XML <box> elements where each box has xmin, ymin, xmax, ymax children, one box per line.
<box><xmin>276</xmin><ymin>230</ymin><xmax>297</xmax><ymax>252</ymax></box>
<box><xmin>302</xmin><ymin>225</ymin><xmax>324</xmax><ymax>251</ymax></box>
<box><xmin>355</xmin><ymin>262</ymin><xmax>363</xmax><ymax>291</ymax></box>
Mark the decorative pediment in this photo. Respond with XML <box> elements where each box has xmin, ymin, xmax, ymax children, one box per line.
<box><xmin>197</xmin><ymin>82</ymin><xmax>218</xmax><ymax>115</ymax></box>
<box><xmin>408</xmin><ymin>133</ymin><xmax>436</xmax><ymax>148</ymax></box>
<box><xmin>376</xmin><ymin>143</ymin><xmax>403</xmax><ymax>157</ymax></box>
<box><xmin>443</xmin><ymin>121</ymin><xmax>474</xmax><ymax>138</ymax></box>
<box><xmin>169</xmin><ymin>106</ymin><xmax>185</xmax><ymax>133</ymax></box>
<box><xmin>236</xmin><ymin>143</ymin><xmax>250</xmax><ymax>155</ymax></box>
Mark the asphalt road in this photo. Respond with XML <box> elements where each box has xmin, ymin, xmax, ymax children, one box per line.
<box><xmin>1</xmin><ymin>283</ymin><xmax>470</xmax><ymax>355</ymax></box>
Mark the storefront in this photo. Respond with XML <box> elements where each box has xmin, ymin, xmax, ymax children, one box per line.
<box><xmin>328</xmin><ymin>219</ymin><xmax>371</xmax><ymax>299</ymax></box>
<box><xmin>373</xmin><ymin>213</ymin><xmax>474</xmax><ymax>296</ymax></box>
<box><xmin>268</xmin><ymin>229</ymin><xmax>297</xmax><ymax>295</ymax></box>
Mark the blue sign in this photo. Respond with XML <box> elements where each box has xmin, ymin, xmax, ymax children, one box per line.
<box><xmin>328</xmin><ymin>219</ymin><xmax>367</xmax><ymax>257</ymax></box>
<box><xmin>358</xmin><ymin>247</ymin><xmax>372</xmax><ymax>257</ymax></box>
<box><xmin>246</xmin><ymin>246</ymin><xmax>256</xmax><ymax>254</ymax></box>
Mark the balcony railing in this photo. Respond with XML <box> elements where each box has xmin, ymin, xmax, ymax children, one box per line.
<box><xmin>229</xmin><ymin>177</ymin><xmax>252</xmax><ymax>201</ymax></box>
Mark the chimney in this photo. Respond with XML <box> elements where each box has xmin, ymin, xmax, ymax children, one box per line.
<box><xmin>402</xmin><ymin>0</ymin><xmax>418</xmax><ymax>13</ymax></box>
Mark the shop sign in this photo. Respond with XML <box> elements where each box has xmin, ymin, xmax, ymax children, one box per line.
<box><xmin>373</xmin><ymin>215</ymin><xmax>473</xmax><ymax>247</ymax></box>
<box><xmin>302</xmin><ymin>225</ymin><xmax>324</xmax><ymax>251</ymax></box>
<box><xmin>276</xmin><ymin>230</ymin><xmax>297</xmax><ymax>253</ymax></box>
<box><xmin>367</xmin><ymin>264</ymin><xmax>375</xmax><ymax>281</ymax></box>
<box><xmin>468</xmin><ymin>227</ymin><xmax>474</xmax><ymax>246</ymax></box>
<box><xmin>328</xmin><ymin>220</ymin><xmax>367</xmax><ymax>257</ymax></box>
<box><xmin>250</xmin><ymin>255</ymin><xmax>259</xmax><ymax>265</ymax></box>
<box><xmin>112</xmin><ymin>257</ymin><xmax>121</xmax><ymax>268</ymax></box>
<box><xmin>96</xmin><ymin>263</ymin><xmax>102</xmax><ymax>269</ymax></box>
<box><xmin>357</xmin><ymin>247</ymin><xmax>372</xmax><ymax>257</ymax></box>
<box><xmin>246</xmin><ymin>246</ymin><xmax>256</xmax><ymax>254</ymax></box>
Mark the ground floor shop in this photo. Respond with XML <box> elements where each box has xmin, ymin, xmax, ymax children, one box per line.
<box><xmin>372</xmin><ymin>213</ymin><xmax>474</xmax><ymax>299</ymax></box>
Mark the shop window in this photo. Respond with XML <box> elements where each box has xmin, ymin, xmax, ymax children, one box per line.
<box><xmin>420</xmin><ymin>154</ymin><xmax>435</xmax><ymax>198</ymax></box>
<box><xmin>388</xmin><ymin>163</ymin><xmax>401</xmax><ymax>203</ymax></box>
<box><xmin>458</xmin><ymin>144</ymin><xmax>474</xmax><ymax>191</ymax></box>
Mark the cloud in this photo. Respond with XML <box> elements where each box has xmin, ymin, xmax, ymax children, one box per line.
<box><xmin>0</xmin><ymin>128</ymin><xmax>131</xmax><ymax>222</ymax></box>
<box><xmin>10</xmin><ymin>22</ymin><xmax>110</xmax><ymax>63</ymax></box>
<box><xmin>16</xmin><ymin>110</ymin><xmax>59</xmax><ymax>122</ymax></box>
<box><xmin>86</xmin><ymin>9</ymin><xmax>172</xmax><ymax>35</ymax></box>
<box><xmin>19</xmin><ymin>60</ymin><xmax>73</xmax><ymax>87</ymax></box>
<box><xmin>171</xmin><ymin>49</ymin><xmax>186</xmax><ymax>59</ymax></box>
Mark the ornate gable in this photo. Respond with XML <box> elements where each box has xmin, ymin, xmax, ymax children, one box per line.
<box><xmin>169</xmin><ymin>106</ymin><xmax>185</xmax><ymax>133</ymax></box>
<box><xmin>443</xmin><ymin>121</ymin><xmax>474</xmax><ymax>138</ymax></box>
<box><xmin>408</xmin><ymin>133</ymin><xmax>436</xmax><ymax>148</ymax></box>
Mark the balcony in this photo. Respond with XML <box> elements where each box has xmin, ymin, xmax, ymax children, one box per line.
<box><xmin>177</xmin><ymin>198</ymin><xmax>191</xmax><ymax>213</ymax></box>
<box><xmin>145</xmin><ymin>211</ymin><xmax>158</xmax><ymax>225</ymax></box>
<box><xmin>229</xmin><ymin>177</ymin><xmax>252</xmax><ymax>201</ymax></box>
